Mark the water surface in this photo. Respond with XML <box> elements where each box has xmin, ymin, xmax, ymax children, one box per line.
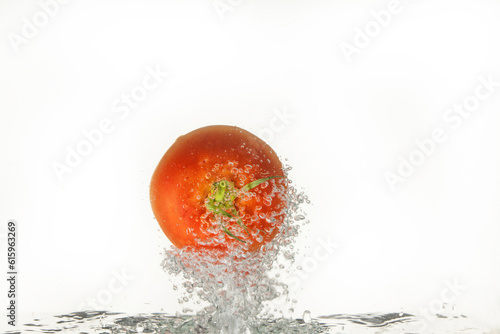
<box><xmin>7</xmin><ymin>310</ymin><xmax>492</xmax><ymax>334</ymax></box>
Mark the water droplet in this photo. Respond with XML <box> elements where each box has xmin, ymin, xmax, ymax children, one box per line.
<box><xmin>303</xmin><ymin>310</ymin><xmax>312</xmax><ymax>324</ymax></box>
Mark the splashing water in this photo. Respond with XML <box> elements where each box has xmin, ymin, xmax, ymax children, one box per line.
<box><xmin>11</xmin><ymin>311</ymin><xmax>493</xmax><ymax>334</ymax></box>
<box><xmin>160</xmin><ymin>166</ymin><xmax>322</xmax><ymax>333</ymax></box>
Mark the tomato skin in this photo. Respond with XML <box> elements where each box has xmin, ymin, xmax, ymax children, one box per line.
<box><xmin>150</xmin><ymin>125</ymin><xmax>287</xmax><ymax>253</ymax></box>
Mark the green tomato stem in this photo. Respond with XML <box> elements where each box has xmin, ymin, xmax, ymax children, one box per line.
<box><xmin>215</xmin><ymin>180</ymin><xmax>227</xmax><ymax>202</ymax></box>
<box><xmin>221</xmin><ymin>224</ymin><xmax>246</xmax><ymax>243</ymax></box>
<box><xmin>205</xmin><ymin>174</ymin><xmax>284</xmax><ymax>243</ymax></box>
<box><xmin>239</xmin><ymin>175</ymin><xmax>284</xmax><ymax>193</ymax></box>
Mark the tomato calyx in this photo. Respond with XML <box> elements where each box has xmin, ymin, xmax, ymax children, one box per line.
<box><xmin>205</xmin><ymin>176</ymin><xmax>284</xmax><ymax>243</ymax></box>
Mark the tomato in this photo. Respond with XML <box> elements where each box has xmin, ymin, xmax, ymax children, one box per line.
<box><xmin>150</xmin><ymin>125</ymin><xmax>288</xmax><ymax>253</ymax></box>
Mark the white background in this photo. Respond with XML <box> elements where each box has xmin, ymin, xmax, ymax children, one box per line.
<box><xmin>1</xmin><ymin>0</ymin><xmax>500</xmax><ymax>330</ymax></box>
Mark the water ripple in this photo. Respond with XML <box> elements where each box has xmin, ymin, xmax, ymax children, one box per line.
<box><xmin>3</xmin><ymin>311</ymin><xmax>493</xmax><ymax>334</ymax></box>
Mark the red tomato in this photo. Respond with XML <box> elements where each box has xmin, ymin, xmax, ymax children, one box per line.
<box><xmin>150</xmin><ymin>125</ymin><xmax>288</xmax><ymax>253</ymax></box>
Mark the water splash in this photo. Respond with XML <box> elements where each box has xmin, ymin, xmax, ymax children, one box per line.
<box><xmin>9</xmin><ymin>311</ymin><xmax>493</xmax><ymax>334</ymax></box>
<box><xmin>160</xmin><ymin>166</ymin><xmax>320</xmax><ymax>333</ymax></box>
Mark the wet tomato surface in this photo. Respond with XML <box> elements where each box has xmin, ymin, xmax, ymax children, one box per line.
<box><xmin>150</xmin><ymin>125</ymin><xmax>288</xmax><ymax>253</ymax></box>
